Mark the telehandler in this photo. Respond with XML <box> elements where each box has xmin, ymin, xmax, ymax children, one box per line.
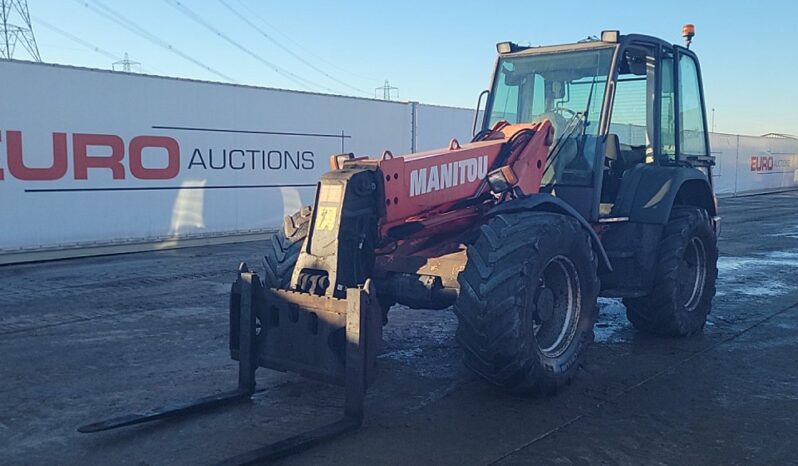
<box><xmin>81</xmin><ymin>26</ymin><xmax>718</xmax><ymax>464</ymax></box>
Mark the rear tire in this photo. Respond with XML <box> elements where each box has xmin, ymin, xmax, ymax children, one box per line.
<box><xmin>454</xmin><ymin>212</ymin><xmax>599</xmax><ymax>394</ymax></box>
<box><xmin>262</xmin><ymin>206</ymin><xmax>312</xmax><ymax>288</ymax></box>
<box><xmin>624</xmin><ymin>206</ymin><xmax>718</xmax><ymax>336</ymax></box>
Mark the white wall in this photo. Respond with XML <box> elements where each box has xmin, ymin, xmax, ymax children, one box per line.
<box><xmin>608</xmin><ymin>122</ymin><xmax>798</xmax><ymax>196</ymax></box>
<box><xmin>710</xmin><ymin>133</ymin><xmax>798</xmax><ymax>196</ymax></box>
<box><xmin>1</xmin><ymin>60</ymin><xmax>796</xmax><ymax>263</ymax></box>
<box><xmin>413</xmin><ymin>103</ymin><xmax>474</xmax><ymax>152</ymax></box>
<box><xmin>0</xmin><ymin>60</ymin><xmax>412</xmax><ymax>259</ymax></box>
<box><xmin>709</xmin><ymin>132</ymin><xmax>738</xmax><ymax>195</ymax></box>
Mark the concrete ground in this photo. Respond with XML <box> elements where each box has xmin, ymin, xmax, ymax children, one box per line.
<box><xmin>2</xmin><ymin>191</ymin><xmax>798</xmax><ymax>465</ymax></box>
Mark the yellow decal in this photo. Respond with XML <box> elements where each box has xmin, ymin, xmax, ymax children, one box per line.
<box><xmin>315</xmin><ymin>206</ymin><xmax>338</xmax><ymax>231</ymax></box>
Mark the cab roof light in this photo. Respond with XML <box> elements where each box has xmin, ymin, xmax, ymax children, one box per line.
<box><xmin>496</xmin><ymin>42</ymin><xmax>514</xmax><ymax>54</ymax></box>
<box><xmin>682</xmin><ymin>23</ymin><xmax>695</xmax><ymax>48</ymax></box>
<box><xmin>600</xmin><ymin>30</ymin><xmax>619</xmax><ymax>43</ymax></box>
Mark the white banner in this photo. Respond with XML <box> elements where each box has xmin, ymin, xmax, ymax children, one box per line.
<box><xmin>709</xmin><ymin>132</ymin><xmax>739</xmax><ymax>195</ymax></box>
<box><xmin>604</xmin><ymin>124</ymin><xmax>798</xmax><ymax>197</ymax></box>
<box><xmin>0</xmin><ymin>61</ymin><xmax>423</xmax><ymax>254</ymax></box>
<box><xmin>414</xmin><ymin>103</ymin><xmax>476</xmax><ymax>152</ymax></box>
<box><xmin>710</xmin><ymin>133</ymin><xmax>798</xmax><ymax>196</ymax></box>
<box><xmin>1</xmin><ymin>60</ymin><xmax>794</xmax><ymax>261</ymax></box>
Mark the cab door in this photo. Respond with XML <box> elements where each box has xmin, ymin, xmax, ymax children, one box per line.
<box><xmin>673</xmin><ymin>47</ymin><xmax>711</xmax><ymax>165</ymax></box>
<box><xmin>598</xmin><ymin>39</ymin><xmax>664</xmax><ymax>215</ymax></box>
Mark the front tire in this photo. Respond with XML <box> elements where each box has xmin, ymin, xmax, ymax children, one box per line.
<box><xmin>454</xmin><ymin>212</ymin><xmax>599</xmax><ymax>394</ymax></box>
<box><xmin>262</xmin><ymin>206</ymin><xmax>312</xmax><ymax>288</ymax></box>
<box><xmin>624</xmin><ymin>206</ymin><xmax>718</xmax><ymax>336</ymax></box>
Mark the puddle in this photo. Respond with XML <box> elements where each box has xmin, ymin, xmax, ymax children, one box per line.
<box><xmin>594</xmin><ymin>298</ymin><xmax>631</xmax><ymax>344</ymax></box>
<box><xmin>734</xmin><ymin>283</ymin><xmax>790</xmax><ymax>297</ymax></box>
<box><xmin>717</xmin><ymin>250</ymin><xmax>798</xmax><ymax>297</ymax></box>
<box><xmin>765</xmin><ymin>250</ymin><xmax>798</xmax><ymax>261</ymax></box>
<box><xmin>770</xmin><ymin>226</ymin><xmax>798</xmax><ymax>240</ymax></box>
<box><xmin>718</xmin><ymin>252</ymin><xmax>798</xmax><ymax>273</ymax></box>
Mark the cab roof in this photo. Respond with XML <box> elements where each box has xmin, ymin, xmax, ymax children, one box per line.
<box><xmin>500</xmin><ymin>33</ymin><xmax>678</xmax><ymax>58</ymax></box>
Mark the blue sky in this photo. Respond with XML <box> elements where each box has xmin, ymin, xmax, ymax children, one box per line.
<box><xmin>19</xmin><ymin>0</ymin><xmax>798</xmax><ymax>136</ymax></box>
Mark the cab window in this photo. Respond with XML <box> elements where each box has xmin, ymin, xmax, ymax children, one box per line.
<box><xmin>678</xmin><ymin>54</ymin><xmax>708</xmax><ymax>157</ymax></box>
<box><xmin>660</xmin><ymin>48</ymin><xmax>676</xmax><ymax>160</ymax></box>
<box><xmin>608</xmin><ymin>45</ymin><xmax>656</xmax><ymax>165</ymax></box>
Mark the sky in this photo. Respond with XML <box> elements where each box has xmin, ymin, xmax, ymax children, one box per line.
<box><xmin>13</xmin><ymin>0</ymin><xmax>798</xmax><ymax>136</ymax></box>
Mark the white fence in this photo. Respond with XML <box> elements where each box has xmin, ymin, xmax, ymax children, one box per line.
<box><xmin>0</xmin><ymin>60</ymin><xmax>795</xmax><ymax>263</ymax></box>
<box><xmin>0</xmin><ymin>60</ymin><xmax>474</xmax><ymax>263</ymax></box>
<box><xmin>607</xmin><ymin>123</ymin><xmax>798</xmax><ymax>196</ymax></box>
<box><xmin>710</xmin><ymin>133</ymin><xmax>798</xmax><ymax>196</ymax></box>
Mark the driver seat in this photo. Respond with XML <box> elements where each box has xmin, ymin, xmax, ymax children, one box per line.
<box><xmin>601</xmin><ymin>133</ymin><xmax>622</xmax><ymax>204</ymax></box>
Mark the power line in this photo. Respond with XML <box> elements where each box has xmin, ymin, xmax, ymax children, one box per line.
<box><xmin>87</xmin><ymin>0</ymin><xmax>237</xmax><ymax>82</ymax></box>
<box><xmin>73</xmin><ymin>0</ymin><xmax>238</xmax><ymax>83</ymax></box>
<box><xmin>33</xmin><ymin>15</ymin><xmax>120</xmax><ymax>62</ymax></box>
<box><xmin>163</xmin><ymin>0</ymin><xmax>340</xmax><ymax>94</ymax></box>
<box><xmin>163</xmin><ymin>0</ymin><xmax>326</xmax><ymax>92</ymax></box>
<box><xmin>217</xmin><ymin>0</ymin><xmax>370</xmax><ymax>96</ymax></box>
<box><xmin>234</xmin><ymin>0</ymin><xmax>378</xmax><ymax>82</ymax></box>
<box><xmin>36</xmin><ymin>16</ymin><xmax>163</xmax><ymax>75</ymax></box>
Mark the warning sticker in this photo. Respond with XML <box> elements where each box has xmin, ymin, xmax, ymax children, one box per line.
<box><xmin>319</xmin><ymin>184</ymin><xmax>343</xmax><ymax>203</ymax></box>
<box><xmin>315</xmin><ymin>206</ymin><xmax>338</xmax><ymax>231</ymax></box>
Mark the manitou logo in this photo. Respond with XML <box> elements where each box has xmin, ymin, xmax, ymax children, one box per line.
<box><xmin>0</xmin><ymin>130</ymin><xmax>180</xmax><ymax>181</ymax></box>
<box><xmin>409</xmin><ymin>155</ymin><xmax>488</xmax><ymax>197</ymax></box>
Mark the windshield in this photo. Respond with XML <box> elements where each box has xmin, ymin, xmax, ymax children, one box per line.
<box><xmin>487</xmin><ymin>47</ymin><xmax>614</xmax><ymax>186</ymax></box>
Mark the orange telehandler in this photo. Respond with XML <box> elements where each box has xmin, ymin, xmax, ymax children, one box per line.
<box><xmin>81</xmin><ymin>27</ymin><xmax>718</xmax><ymax>464</ymax></box>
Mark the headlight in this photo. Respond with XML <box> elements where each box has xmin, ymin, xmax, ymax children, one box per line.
<box><xmin>487</xmin><ymin>165</ymin><xmax>518</xmax><ymax>193</ymax></box>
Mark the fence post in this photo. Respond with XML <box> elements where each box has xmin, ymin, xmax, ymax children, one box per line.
<box><xmin>734</xmin><ymin>134</ymin><xmax>740</xmax><ymax>196</ymax></box>
<box><xmin>410</xmin><ymin>101</ymin><xmax>418</xmax><ymax>154</ymax></box>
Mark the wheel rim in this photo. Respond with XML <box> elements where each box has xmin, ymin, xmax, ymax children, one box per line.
<box><xmin>531</xmin><ymin>255</ymin><xmax>581</xmax><ymax>358</ymax></box>
<box><xmin>679</xmin><ymin>237</ymin><xmax>707</xmax><ymax>312</ymax></box>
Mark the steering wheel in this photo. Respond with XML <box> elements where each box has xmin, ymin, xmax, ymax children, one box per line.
<box><xmin>553</xmin><ymin>107</ymin><xmax>577</xmax><ymax>118</ymax></box>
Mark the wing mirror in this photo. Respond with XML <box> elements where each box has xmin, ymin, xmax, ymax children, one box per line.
<box><xmin>472</xmin><ymin>89</ymin><xmax>490</xmax><ymax>137</ymax></box>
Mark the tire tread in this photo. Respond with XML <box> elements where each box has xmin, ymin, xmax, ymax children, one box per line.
<box><xmin>454</xmin><ymin>212</ymin><xmax>599</xmax><ymax>394</ymax></box>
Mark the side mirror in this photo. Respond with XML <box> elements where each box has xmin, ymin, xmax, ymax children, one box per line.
<box><xmin>472</xmin><ymin>89</ymin><xmax>490</xmax><ymax>137</ymax></box>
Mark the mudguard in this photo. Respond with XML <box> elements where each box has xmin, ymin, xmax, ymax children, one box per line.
<box><xmin>611</xmin><ymin>164</ymin><xmax>715</xmax><ymax>224</ymax></box>
<box><xmin>488</xmin><ymin>193</ymin><xmax>612</xmax><ymax>273</ymax></box>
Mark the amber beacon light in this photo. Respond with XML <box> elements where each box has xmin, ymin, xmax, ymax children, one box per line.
<box><xmin>682</xmin><ymin>23</ymin><xmax>695</xmax><ymax>48</ymax></box>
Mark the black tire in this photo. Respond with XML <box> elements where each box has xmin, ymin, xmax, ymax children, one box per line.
<box><xmin>262</xmin><ymin>206</ymin><xmax>312</xmax><ymax>288</ymax></box>
<box><xmin>454</xmin><ymin>212</ymin><xmax>599</xmax><ymax>394</ymax></box>
<box><xmin>260</xmin><ymin>207</ymin><xmax>396</xmax><ymax>323</ymax></box>
<box><xmin>624</xmin><ymin>206</ymin><xmax>718</xmax><ymax>336</ymax></box>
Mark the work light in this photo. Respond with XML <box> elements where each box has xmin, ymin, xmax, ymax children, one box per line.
<box><xmin>487</xmin><ymin>165</ymin><xmax>518</xmax><ymax>193</ymax></box>
<box><xmin>496</xmin><ymin>42</ymin><xmax>513</xmax><ymax>54</ymax></box>
<box><xmin>600</xmin><ymin>30</ymin><xmax>619</xmax><ymax>43</ymax></box>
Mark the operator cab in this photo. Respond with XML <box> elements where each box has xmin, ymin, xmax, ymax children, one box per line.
<box><xmin>480</xmin><ymin>29</ymin><xmax>712</xmax><ymax>222</ymax></box>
